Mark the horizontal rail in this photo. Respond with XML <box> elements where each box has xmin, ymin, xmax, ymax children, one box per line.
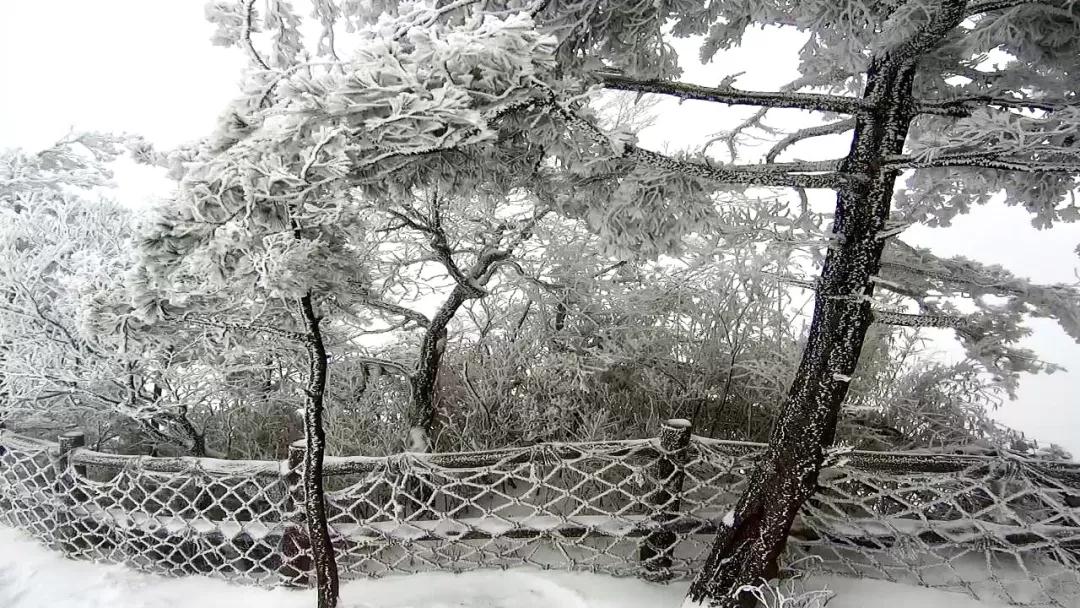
<box><xmin>69</xmin><ymin>449</ymin><xmax>283</xmax><ymax>478</ymax></box>
<box><xmin>2</xmin><ymin>430</ymin><xmax>1075</xmax><ymax>483</ymax></box>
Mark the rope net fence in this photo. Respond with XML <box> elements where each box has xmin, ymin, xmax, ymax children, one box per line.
<box><xmin>1</xmin><ymin>423</ymin><xmax>1078</xmax><ymax>607</ymax></box>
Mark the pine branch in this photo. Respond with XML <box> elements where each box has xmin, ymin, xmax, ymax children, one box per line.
<box><xmin>888</xmin><ymin>0</ymin><xmax>970</xmax><ymax>63</ymax></box>
<box><xmin>919</xmin><ymin>96</ymin><xmax>1080</xmax><ymax>116</ymax></box>
<box><xmin>886</xmin><ymin>153</ymin><xmax>1080</xmax><ymax>173</ymax></box>
<box><xmin>596</xmin><ymin>72</ymin><xmax>871</xmax><ymax>114</ymax></box>
<box><xmin>765</xmin><ymin>119</ymin><xmax>857</xmax><ymax>163</ymax></box>
<box><xmin>627</xmin><ymin>146</ymin><xmax>850</xmax><ymax>189</ymax></box>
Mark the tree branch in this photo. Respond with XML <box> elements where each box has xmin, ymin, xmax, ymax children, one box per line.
<box><xmin>765</xmin><ymin>120</ymin><xmax>857</xmax><ymax>163</ymax></box>
<box><xmin>427</xmin><ymin>199</ymin><xmax>488</xmax><ymax>297</ymax></box>
<box><xmin>888</xmin><ymin>0</ymin><xmax>971</xmax><ymax>62</ymax></box>
<box><xmin>243</xmin><ymin>0</ymin><xmax>272</xmax><ymax>71</ymax></box>
<box><xmin>886</xmin><ymin>153</ymin><xmax>1080</xmax><ymax>173</ymax></box>
<box><xmin>354</xmin><ymin>355</ymin><xmax>412</xmax><ymax>377</ymax></box>
<box><xmin>919</xmin><ymin>94</ymin><xmax>1080</xmax><ymax>116</ymax></box>
<box><xmin>964</xmin><ymin>0</ymin><xmax>1038</xmax><ymax>16</ymax></box>
<box><xmin>546</xmin><ymin>91</ymin><xmax>853</xmax><ymax>188</ymax></box>
<box><xmin>178</xmin><ymin>314</ymin><xmax>306</xmax><ymax>342</ymax></box>
<box><xmin>627</xmin><ymin>146</ymin><xmax>851</xmax><ymax>189</ymax></box>
<box><xmin>872</xmin><ymin>310</ymin><xmax>967</xmax><ymax>329</ymax></box>
<box><xmin>596</xmin><ymin>72</ymin><xmax>871</xmax><ymax>115</ymax></box>
<box><xmin>351</xmin><ymin>288</ymin><xmax>431</xmax><ymax>329</ymax></box>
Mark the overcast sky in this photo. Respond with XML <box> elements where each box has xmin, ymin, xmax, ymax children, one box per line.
<box><xmin>2</xmin><ymin>2</ymin><xmax>1077</xmax><ymax>455</ymax></box>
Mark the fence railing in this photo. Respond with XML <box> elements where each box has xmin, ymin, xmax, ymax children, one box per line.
<box><xmin>2</xmin><ymin>420</ymin><xmax>1079</xmax><ymax>607</ymax></box>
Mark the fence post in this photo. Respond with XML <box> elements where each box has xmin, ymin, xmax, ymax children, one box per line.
<box><xmin>55</xmin><ymin>430</ymin><xmax>86</xmax><ymax>555</ymax></box>
<box><xmin>640</xmin><ymin>418</ymin><xmax>693</xmax><ymax>581</ymax></box>
<box><xmin>58</xmin><ymin>431</ymin><xmax>87</xmax><ymax>477</ymax></box>
<box><xmin>279</xmin><ymin>439</ymin><xmax>312</xmax><ymax>586</ymax></box>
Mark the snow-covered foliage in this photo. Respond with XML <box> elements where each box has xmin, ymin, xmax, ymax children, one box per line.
<box><xmin>0</xmin><ymin>137</ymin><xmax>213</xmax><ymax>454</ymax></box>
<box><xmin>6</xmin><ymin>2</ymin><xmax>1080</xmax><ymax>606</ymax></box>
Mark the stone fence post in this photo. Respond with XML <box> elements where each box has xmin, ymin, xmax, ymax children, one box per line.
<box><xmin>58</xmin><ymin>430</ymin><xmax>87</xmax><ymax>477</ymax></box>
<box><xmin>640</xmin><ymin>418</ymin><xmax>693</xmax><ymax>580</ymax></box>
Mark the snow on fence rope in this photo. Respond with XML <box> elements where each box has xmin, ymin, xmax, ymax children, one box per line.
<box><xmin>1</xmin><ymin>421</ymin><xmax>1078</xmax><ymax>607</ymax></box>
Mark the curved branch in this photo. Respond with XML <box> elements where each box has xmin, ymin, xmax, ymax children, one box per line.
<box><xmin>765</xmin><ymin>120</ymin><xmax>857</xmax><ymax>163</ymax></box>
<box><xmin>243</xmin><ymin>0</ymin><xmax>272</xmax><ymax>71</ymax></box>
<box><xmin>354</xmin><ymin>355</ymin><xmax>413</xmax><ymax>377</ymax></box>
<box><xmin>353</xmin><ymin>291</ymin><xmax>431</xmax><ymax>329</ymax></box>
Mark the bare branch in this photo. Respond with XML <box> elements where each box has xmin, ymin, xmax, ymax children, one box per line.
<box><xmin>354</xmin><ymin>355</ymin><xmax>413</xmax><ymax>377</ymax></box>
<box><xmin>592</xmin><ymin>260</ymin><xmax>628</xmax><ymax>278</ymax></box>
<box><xmin>547</xmin><ymin>90</ymin><xmax>852</xmax><ymax>188</ymax></box>
<box><xmin>425</xmin><ymin>197</ymin><xmax>486</xmax><ymax>296</ymax></box>
<box><xmin>765</xmin><ymin>120</ymin><xmax>857</xmax><ymax>163</ymax></box>
<box><xmin>597</xmin><ymin>72</ymin><xmax>871</xmax><ymax>115</ymax></box>
<box><xmin>355</xmin><ymin>295</ymin><xmax>431</xmax><ymax>328</ymax></box>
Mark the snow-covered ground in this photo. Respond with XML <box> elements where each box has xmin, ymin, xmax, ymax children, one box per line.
<box><xmin>0</xmin><ymin>527</ymin><xmax>1004</xmax><ymax>608</ymax></box>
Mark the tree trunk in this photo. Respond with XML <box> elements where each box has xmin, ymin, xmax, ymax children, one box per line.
<box><xmin>298</xmin><ymin>293</ymin><xmax>339</xmax><ymax>608</ymax></box>
<box><xmin>686</xmin><ymin>4</ymin><xmax>967</xmax><ymax>606</ymax></box>
<box><xmin>175</xmin><ymin>411</ymin><xmax>207</xmax><ymax>457</ymax></box>
<box><xmin>408</xmin><ymin>284</ymin><xmax>469</xmax><ymax>451</ymax></box>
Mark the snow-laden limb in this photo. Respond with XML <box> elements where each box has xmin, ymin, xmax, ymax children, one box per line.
<box><xmin>877</xmin><ymin>240</ymin><xmax>1080</xmax><ymax>394</ymax></box>
<box><xmin>596</xmin><ymin>72</ymin><xmax>872</xmax><ymax>115</ymax></box>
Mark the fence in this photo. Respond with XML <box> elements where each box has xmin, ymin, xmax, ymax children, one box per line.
<box><xmin>2</xmin><ymin>420</ymin><xmax>1079</xmax><ymax>607</ymax></box>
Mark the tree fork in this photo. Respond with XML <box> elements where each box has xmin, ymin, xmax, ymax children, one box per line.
<box><xmin>686</xmin><ymin>2</ymin><xmax>969</xmax><ymax>606</ymax></box>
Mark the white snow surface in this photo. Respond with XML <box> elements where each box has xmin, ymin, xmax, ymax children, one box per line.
<box><xmin>0</xmin><ymin>526</ymin><xmax>1004</xmax><ymax>608</ymax></box>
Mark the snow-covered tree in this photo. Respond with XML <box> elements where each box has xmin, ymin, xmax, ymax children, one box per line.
<box><xmin>135</xmin><ymin>5</ymin><xmax>561</xmax><ymax>605</ymax></box>
<box><xmin>0</xmin><ymin>136</ymin><xmax>218</xmax><ymax>455</ymax></box>
<box><xmin>178</xmin><ymin>1</ymin><xmax>1080</xmax><ymax>605</ymax></box>
<box><xmin>533</xmin><ymin>1</ymin><xmax>1080</xmax><ymax>604</ymax></box>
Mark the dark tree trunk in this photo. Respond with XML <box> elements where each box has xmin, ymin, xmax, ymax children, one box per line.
<box><xmin>298</xmin><ymin>293</ymin><xmax>339</xmax><ymax>608</ymax></box>
<box><xmin>409</xmin><ymin>284</ymin><xmax>469</xmax><ymax>450</ymax></box>
<box><xmin>686</xmin><ymin>4</ymin><xmax>968</xmax><ymax>606</ymax></box>
<box><xmin>175</xmin><ymin>412</ymin><xmax>207</xmax><ymax>457</ymax></box>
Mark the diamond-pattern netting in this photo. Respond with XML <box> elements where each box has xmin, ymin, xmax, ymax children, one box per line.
<box><xmin>2</xmin><ymin>429</ymin><xmax>1078</xmax><ymax>607</ymax></box>
<box><xmin>0</xmin><ymin>433</ymin><xmax>62</xmax><ymax>549</ymax></box>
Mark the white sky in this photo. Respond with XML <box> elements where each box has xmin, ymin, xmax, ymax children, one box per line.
<box><xmin>2</xmin><ymin>3</ymin><xmax>1077</xmax><ymax>455</ymax></box>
